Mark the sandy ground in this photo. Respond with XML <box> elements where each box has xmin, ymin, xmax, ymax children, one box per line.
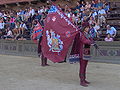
<box><xmin>0</xmin><ymin>55</ymin><xmax>120</xmax><ymax>90</ymax></box>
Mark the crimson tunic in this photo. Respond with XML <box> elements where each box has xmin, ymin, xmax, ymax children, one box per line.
<box><xmin>79</xmin><ymin>32</ymin><xmax>92</xmax><ymax>60</ymax></box>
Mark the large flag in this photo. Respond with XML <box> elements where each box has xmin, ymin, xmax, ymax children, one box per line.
<box><xmin>32</xmin><ymin>23</ymin><xmax>43</xmax><ymax>44</ymax></box>
<box><xmin>41</xmin><ymin>5</ymin><xmax>78</xmax><ymax>63</ymax></box>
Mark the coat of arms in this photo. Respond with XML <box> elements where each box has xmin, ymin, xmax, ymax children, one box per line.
<box><xmin>46</xmin><ymin>29</ymin><xmax>63</xmax><ymax>53</ymax></box>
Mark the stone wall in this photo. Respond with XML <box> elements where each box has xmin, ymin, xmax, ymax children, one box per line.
<box><xmin>91</xmin><ymin>41</ymin><xmax>120</xmax><ymax>64</ymax></box>
<box><xmin>0</xmin><ymin>40</ymin><xmax>120</xmax><ymax>64</ymax></box>
<box><xmin>0</xmin><ymin>40</ymin><xmax>38</xmax><ymax>57</ymax></box>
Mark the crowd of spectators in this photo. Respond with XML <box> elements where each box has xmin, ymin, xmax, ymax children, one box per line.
<box><xmin>0</xmin><ymin>0</ymin><xmax>117</xmax><ymax>41</ymax></box>
<box><xmin>0</xmin><ymin>6</ymin><xmax>49</xmax><ymax>40</ymax></box>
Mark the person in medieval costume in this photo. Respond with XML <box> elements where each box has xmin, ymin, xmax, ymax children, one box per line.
<box><xmin>38</xmin><ymin>36</ymin><xmax>49</xmax><ymax>66</ymax></box>
<box><xmin>78</xmin><ymin>26</ymin><xmax>94</xmax><ymax>87</ymax></box>
<box><xmin>68</xmin><ymin>25</ymin><xmax>98</xmax><ymax>87</ymax></box>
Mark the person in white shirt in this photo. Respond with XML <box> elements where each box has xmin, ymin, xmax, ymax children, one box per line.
<box><xmin>0</xmin><ymin>18</ymin><xmax>4</xmax><ymax>30</ymax></box>
<box><xmin>7</xmin><ymin>30</ymin><xmax>13</xmax><ymax>36</ymax></box>
<box><xmin>92</xmin><ymin>11</ymin><xmax>97</xmax><ymax>18</ymax></box>
<box><xmin>98</xmin><ymin>7</ymin><xmax>106</xmax><ymax>26</ymax></box>
<box><xmin>0</xmin><ymin>22</ymin><xmax>4</xmax><ymax>29</ymax></box>
<box><xmin>4</xmin><ymin>28</ymin><xmax>13</xmax><ymax>39</ymax></box>
<box><xmin>19</xmin><ymin>22</ymin><xmax>27</xmax><ymax>35</ymax></box>
<box><xmin>38</xmin><ymin>7</ymin><xmax>44</xmax><ymax>14</ymax></box>
<box><xmin>106</xmin><ymin>25</ymin><xmax>117</xmax><ymax>38</ymax></box>
<box><xmin>98</xmin><ymin>8</ymin><xmax>106</xmax><ymax>15</ymax></box>
<box><xmin>94</xmin><ymin>22</ymin><xmax>101</xmax><ymax>38</ymax></box>
<box><xmin>29</xmin><ymin>7</ymin><xmax>35</xmax><ymax>16</ymax></box>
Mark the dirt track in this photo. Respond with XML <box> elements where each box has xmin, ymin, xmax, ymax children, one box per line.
<box><xmin>0</xmin><ymin>55</ymin><xmax>120</xmax><ymax>90</ymax></box>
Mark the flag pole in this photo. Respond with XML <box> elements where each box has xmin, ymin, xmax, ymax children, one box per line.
<box><xmin>93</xmin><ymin>44</ymin><xmax>104</xmax><ymax>56</ymax></box>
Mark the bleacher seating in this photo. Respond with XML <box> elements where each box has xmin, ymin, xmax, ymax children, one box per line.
<box><xmin>0</xmin><ymin>0</ymin><xmax>35</xmax><ymax>5</ymax></box>
<box><xmin>100</xmin><ymin>1</ymin><xmax>120</xmax><ymax>41</ymax></box>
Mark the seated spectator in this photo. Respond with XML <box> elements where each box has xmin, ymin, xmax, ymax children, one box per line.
<box><xmin>106</xmin><ymin>25</ymin><xmax>117</xmax><ymax>38</ymax></box>
<box><xmin>13</xmin><ymin>22</ymin><xmax>20</xmax><ymax>36</ymax></box>
<box><xmin>0</xmin><ymin>18</ymin><xmax>5</xmax><ymax>31</ymax></box>
<box><xmin>29</xmin><ymin>7</ymin><xmax>35</xmax><ymax>16</ymax></box>
<box><xmin>18</xmin><ymin>35</ymin><xmax>26</xmax><ymax>40</ymax></box>
<box><xmin>75</xmin><ymin>1</ymin><xmax>81</xmax><ymax>10</ymax></box>
<box><xmin>94</xmin><ymin>22</ymin><xmax>101</xmax><ymax>38</ymax></box>
<box><xmin>0</xmin><ymin>11</ymin><xmax>3</xmax><ymax>17</ymax></box>
<box><xmin>85</xmin><ymin>1</ymin><xmax>91</xmax><ymax>10</ymax></box>
<box><xmin>0</xmin><ymin>30</ymin><xmax>2</xmax><ymax>39</ymax></box>
<box><xmin>19</xmin><ymin>21</ymin><xmax>27</xmax><ymax>35</ymax></box>
<box><xmin>0</xmin><ymin>0</ymin><xmax>110</xmax><ymax>41</ymax></box>
<box><xmin>89</xmin><ymin>16</ymin><xmax>95</xmax><ymax>26</ymax></box>
<box><xmin>91</xmin><ymin>0</ymin><xmax>97</xmax><ymax>9</ymax></box>
<box><xmin>9</xmin><ymin>16</ymin><xmax>16</xmax><ymax>29</ymax></box>
<box><xmin>81</xmin><ymin>16</ymin><xmax>89</xmax><ymax>27</ymax></box>
<box><xmin>4</xmin><ymin>28</ymin><xmax>13</xmax><ymax>39</ymax></box>
<box><xmin>96</xmin><ymin>0</ymin><xmax>103</xmax><ymax>8</ymax></box>
<box><xmin>104</xmin><ymin>33</ymin><xmax>113</xmax><ymax>41</ymax></box>
<box><xmin>98</xmin><ymin>7</ymin><xmax>106</xmax><ymax>26</ymax></box>
<box><xmin>104</xmin><ymin>3</ymin><xmax>110</xmax><ymax>12</ymax></box>
<box><xmin>89</xmin><ymin>24</ymin><xmax>97</xmax><ymax>38</ymax></box>
<box><xmin>92</xmin><ymin>10</ymin><xmax>98</xmax><ymax>19</ymax></box>
<box><xmin>98</xmin><ymin>7</ymin><xmax>106</xmax><ymax>15</ymax></box>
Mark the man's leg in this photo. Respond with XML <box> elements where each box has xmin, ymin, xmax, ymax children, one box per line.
<box><xmin>41</xmin><ymin>54</ymin><xmax>49</xmax><ymax>66</ymax></box>
<box><xmin>79</xmin><ymin>59</ymin><xmax>89</xmax><ymax>87</ymax></box>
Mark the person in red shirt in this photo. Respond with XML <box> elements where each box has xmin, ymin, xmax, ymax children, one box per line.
<box><xmin>78</xmin><ymin>26</ymin><xmax>93</xmax><ymax>87</ymax></box>
<box><xmin>38</xmin><ymin>36</ymin><xmax>49</xmax><ymax>66</ymax></box>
